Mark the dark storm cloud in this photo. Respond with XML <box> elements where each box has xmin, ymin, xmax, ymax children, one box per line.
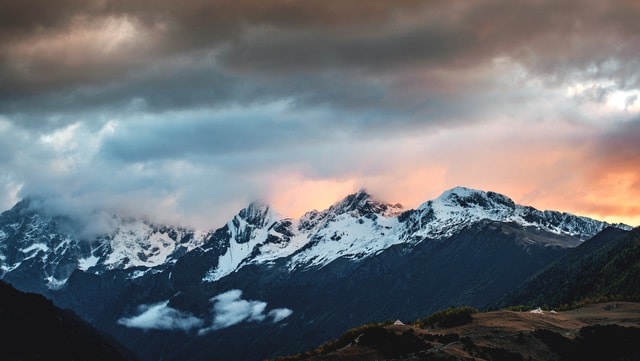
<box><xmin>2</xmin><ymin>0</ymin><xmax>639</xmax><ymax>131</ymax></box>
<box><xmin>0</xmin><ymin>0</ymin><xmax>94</xmax><ymax>34</ymax></box>
<box><xmin>0</xmin><ymin>0</ymin><xmax>429</xmax><ymax>97</ymax></box>
<box><xmin>217</xmin><ymin>0</ymin><xmax>640</xmax><ymax>84</ymax></box>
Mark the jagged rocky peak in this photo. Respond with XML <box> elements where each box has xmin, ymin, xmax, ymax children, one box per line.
<box><xmin>329</xmin><ymin>189</ymin><xmax>403</xmax><ymax>217</ymax></box>
<box><xmin>417</xmin><ymin>186</ymin><xmax>627</xmax><ymax>240</ymax></box>
<box><xmin>236</xmin><ymin>201</ymin><xmax>284</xmax><ymax>228</ymax></box>
<box><xmin>297</xmin><ymin>190</ymin><xmax>401</xmax><ymax>232</ymax></box>
<box><xmin>5</xmin><ymin>196</ymin><xmax>57</xmax><ymax>215</ymax></box>
<box><xmin>433</xmin><ymin>186</ymin><xmax>516</xmax><ymax>210</ymax></box>
<box><xmin>223</xmin><ymin>201</ymin><xmax>294</xmax><ymax>248</ymax></box>
<box><xmin>0</xmin><ymin>198</ymin><xmax>56</xmax><ymax>235</ymax></box>
<box><xmin>7</xmin><ymin>197</ymin><xmax>34</xmax><ymax>215</ymax></box>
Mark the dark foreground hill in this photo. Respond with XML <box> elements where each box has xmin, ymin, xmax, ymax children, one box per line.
<box><xmin>277</xmin><ymin>302</ymin><xmax>640</xmax><ymax>361</ymax></box>
<box><xmin>0</xmin><ymin>280</ymin><xmax>136</xmax><ymax>361</ymax></box>
<box><xmin>498</xmin><ymin>227</ymin><xmax>640</xmax><ymax>309</ymax></box>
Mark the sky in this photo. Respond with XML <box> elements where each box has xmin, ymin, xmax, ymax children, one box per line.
<box><xmin>1</xmin><ymin>0</ymin><xmax>639</xmax><ymax>229</ymax></box>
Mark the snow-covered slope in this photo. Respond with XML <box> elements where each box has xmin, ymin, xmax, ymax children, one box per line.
<box><xmin>200</xmin><ymin>187</ymin><xmax>628</xmax><ymax>278</ymax></box>
<box><xmin>0</xmin><ymin>187</ymin><xmax>630</xmax><ymax>290</ymax></box>
<box><xmin>407</xmin><ymin>187</ymin><xmax>616</xmax><ymax>240</ymax></box>
<box><xmin>0</xmin><ymin>199</ymin><xmax>209</xmax><ymax>290</ymax></box>
<box><xmin>202</xmin><ymin>202</ymin><xmax>297</xmax><ymax>282</ymax></box>
<box><xmin>286</xmin><ymin>190</ymin><xmax>404</xmax><ymax>270</ymax></box>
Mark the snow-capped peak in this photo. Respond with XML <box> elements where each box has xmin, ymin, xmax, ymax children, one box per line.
<box><xmin>412</xmin><ymin>186</ymin><xmax>625</xmax><ymax>240</ymax></box>
<box><xmin>423</xmin><ymin>186</ymin><xmax>515</xmax><ymax>211</ymax></box>
<box><xmin>202</xmin><ymin>202</ymin><xmax>295</xmax><ymax>282</ymax></box>
<box><xmin>298</xmin><ymin>190</ymin><xmax>403</xmax><ymax>233</ymax></box>
<box><xmin>237</xmin><ymin>201</ymin><xmax>278</xmax><ymax>228</ymax></box>
<box><xmin>328</xmin><ymin>189</ymin><xmax>403</xmax><ymax>218</ymax></box>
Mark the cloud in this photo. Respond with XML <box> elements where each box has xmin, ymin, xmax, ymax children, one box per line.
<box><xmin>268</xmin><ymin>308</ymin><xmax>294</xmax><ymax>323</ymax></box>
<box><xmin>209</xmin><ymin>290</ymin><xmax>267</xmax><ymax>328</ymax></box>
<box><xmin>198</xmin><ymin>289</ymin><xmax>292</xmax><ymax>335</ymax></box>
<box><xmin>118</xmin><ymin>290</ymin><xmax>292</xmax><ymax>334</ymax></box>
<box><xmin>0</xmin><ymin>0</ymin><xmax>639</xmax><ymax>229</ymax></box>
<box><xmin>0</xmin><ymin>1</ymin><xmax>429</xmax><ymax>103</ymax></box>
<box><xmin>117</xmin><ymin>301</ymin><xmax>204</xmax><ymax>331</ymax></box>
<box><xmin>3</xmin><ymin>0</ymin><xmax>639</xmax><ymax>122</ymax></box>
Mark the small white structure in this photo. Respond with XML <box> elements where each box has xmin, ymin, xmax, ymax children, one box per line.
<box><xmin>393</xmin><ymin>319</ymin><xmax>405</xmax><ymax>325</ymax></box>
<box><xmin>529</xmin><ymin>307</ymin><xmax>544</xmax><ymax>314</ymax></box>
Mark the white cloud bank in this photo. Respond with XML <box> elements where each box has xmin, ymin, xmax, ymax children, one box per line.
<box><xmin>198</xmin><ymin>289</ymin><xmax>293</xmax><ymax>335</ymax></box>
<box><xmin>268</xmin><ymin>308</ymin><xmax>294</xmax><ymax>323</ymax></box>
<box><xmin>119</xmin><ymin>290</ymin><xmax>293</xmax><ymax>334</ymax></box>
<box><xmin>117</xmin><ymin>301</ymin><xmax>204</xmax><ymax>331</ymax></box>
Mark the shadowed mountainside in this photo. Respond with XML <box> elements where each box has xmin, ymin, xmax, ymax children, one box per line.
<box><xmin>497</xmin><ymin>227</ymin><xmax>640</xmax><ymax>309</ymax></box>
<box><xmin>0</xmin><ymin>280</ymin><xmax>136</xmax><ymax>361</ymax></box>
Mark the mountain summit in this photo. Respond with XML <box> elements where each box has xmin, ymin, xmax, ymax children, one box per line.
<box><xmin>412</xmin><ymin>186</ymin><xmax>613</xmax><ymax>239</ymax></box>
<box><xmin>326</xmin><ymin>189</ymin><xmax>403</xmax><ymax>218</ymax></box>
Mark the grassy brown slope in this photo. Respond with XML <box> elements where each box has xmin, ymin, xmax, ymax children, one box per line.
<box><xmin>276</xmin><ymin>302</ymin><xmax>640</xmax><ymax>361</ymax></box>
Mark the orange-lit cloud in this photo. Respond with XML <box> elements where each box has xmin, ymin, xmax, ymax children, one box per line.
<box><xmin>267</xmin><ymin>177</ymin><xmax>360</xmax><ymax>217</ymax></box>
<box><xmin>265</xmin><ymin>117</ymin><xmax>639</xmax><ymax>227</ymax></box>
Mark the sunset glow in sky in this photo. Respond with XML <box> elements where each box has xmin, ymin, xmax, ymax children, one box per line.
<box><xmin>1</xmin><ymin>0</ymin><xmax>639</xmax><ymax>228</ymax></box>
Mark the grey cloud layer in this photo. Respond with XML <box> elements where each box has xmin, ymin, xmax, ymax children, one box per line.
<box><xmin>2</xmin><ymin>0</ymin><xmax>639</xmax><ymax>122</ymax></box>
<box><xmin>1</xmin><ymin>1</ymin><xmax>639</xmax><ymax>226</ymax></box>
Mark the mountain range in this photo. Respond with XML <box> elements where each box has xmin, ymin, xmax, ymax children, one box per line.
<box><xmin>0</xmin><ymin>186</ymin><xmax>633</xmax><ymax>360</ymax></box>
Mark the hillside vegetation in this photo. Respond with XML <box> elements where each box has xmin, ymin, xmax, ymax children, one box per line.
<box><xmin>275</xmin><ymin>302</ymin><xmax>640</xmax><ymax>361</ymax></box>
<box><xmin>498</xmin><ymin>227</ymin><xmax>640</xmax><ymax>309</ymax></box>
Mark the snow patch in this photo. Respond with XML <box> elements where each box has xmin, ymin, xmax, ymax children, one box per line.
<box><xmin>45</xmin><ymin>275</ymin><xmax>68</xmax><ymax>290</ymax></box>
<box><xmin>128</xmin><ymin>269</ymin><xmax>149</xmax><ymax>279</ymax></box>
<box><xmin>21</xmin><ymin>243</ymin><xmax>49</xmax><ymax>253</ymax></box>
<box><xmin>77</xmin><ymin>255</ymin><xmax>100</xmax><ymax>271</ymax></box>
<box><xmin>1</xmin><ymin>261</ymin><xmax>21</xmax><ymax>273</ymax></box>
